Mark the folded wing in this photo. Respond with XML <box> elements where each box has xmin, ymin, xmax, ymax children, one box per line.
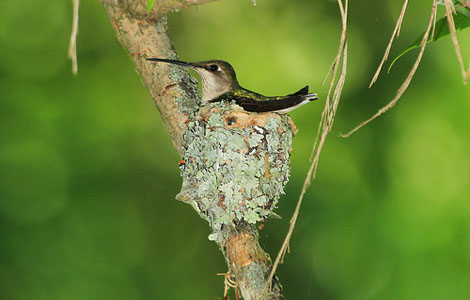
<box><xmin>210</xmin><ymin>86</ymin><xmax>318</xmax><ymax>113</ymax></box>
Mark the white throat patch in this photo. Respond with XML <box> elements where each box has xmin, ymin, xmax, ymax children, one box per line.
<box><xmin>196</xmin><ymin>69</ymin><xmax>230</xmax><ymax>101</ymax></box>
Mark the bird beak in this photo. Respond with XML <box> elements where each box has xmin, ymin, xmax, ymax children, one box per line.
<box><xmin>146</xmin><ymin>58</ymin><xmax>196</xmax><ymax>69</ymax></box>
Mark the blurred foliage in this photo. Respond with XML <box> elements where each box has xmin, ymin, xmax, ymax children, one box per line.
<box><xmin>0</xmin><ymin>0</ymin><xmax>468</xmax><ymax>299</ymax></box>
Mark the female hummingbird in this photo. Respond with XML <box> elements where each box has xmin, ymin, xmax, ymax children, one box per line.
<box><xmin>147</xmin><ymin>58</ymin><xmax>318</xmax><ymax>114</ymax></box>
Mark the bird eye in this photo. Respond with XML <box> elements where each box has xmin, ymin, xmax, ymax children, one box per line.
<box><xmin>210</xmin><ymin>64</ymin><xmax>218</xmax><ymax>71</ymax></box>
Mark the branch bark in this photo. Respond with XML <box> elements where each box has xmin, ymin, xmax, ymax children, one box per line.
<box><xmin>101</xmin><ymin>1</ymin><xmax>290</xmax><ymax>299</ymax></box>
<box><xmin>101</xmin><ymin>0</ymin><xmax>205</xmax><ymax>154</ymax></box>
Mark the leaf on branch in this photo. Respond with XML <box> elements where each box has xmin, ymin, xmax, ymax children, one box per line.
<box><xmin>147</xmin><ymin>0</ymin><xmax>156</xmax><ymax>12</ymax></box>
<box><xmin>388</xmin><ymin>6</ymin><xmax>470</xmax><ymax>72</ymax></box>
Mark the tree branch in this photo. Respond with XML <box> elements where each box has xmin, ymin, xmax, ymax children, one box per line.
<box><xmin>101</xmin><ymin>0</ymin><xmax>207</xmax><ymax>154</ymax></box>
<box><xmin>101</xmin><ymin>1</ymin><xmax>290</xmax><ymax>299</ymax></box>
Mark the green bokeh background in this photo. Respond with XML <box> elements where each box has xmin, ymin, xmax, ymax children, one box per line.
<box><xmin>0</xmin><ymin>1</ymin><xmax>469</xmax><ymax>299</ymax></box>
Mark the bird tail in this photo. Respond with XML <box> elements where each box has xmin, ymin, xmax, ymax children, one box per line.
<box><xmin>273</xmin><ymin>93</ymin><xmax>318</xmax><ymax>113</ymax></box>
<box><xmin>302</xmin><ymin>93</ymin><xmax>318</xmax><ymax>102</ymax></box>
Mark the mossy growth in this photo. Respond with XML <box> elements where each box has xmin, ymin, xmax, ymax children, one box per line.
<box><xmin>163</xmin><ymin>51</ymin><xmax>201</xmax><ymax>116</ymax></box>
<box><xmin>176</xmin><ymin>101</ymin><xmax>294</xmax><ymax>243</ymax></box>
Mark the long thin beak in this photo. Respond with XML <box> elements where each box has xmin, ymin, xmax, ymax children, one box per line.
<box><xmin>146</xmin><ymin>58</ymin><xmax>195</xmax><ymax>69</ymax></box>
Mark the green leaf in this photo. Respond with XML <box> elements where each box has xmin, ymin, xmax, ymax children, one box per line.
<box><xmin>388</xmin><ymin>6</ymin><xmax>470</xmax><ymax>73</ymax></box>
<box><xmin>147</xmin><ymin>0</ymin><xmax>155</xmax><ymax>12</ymax></box>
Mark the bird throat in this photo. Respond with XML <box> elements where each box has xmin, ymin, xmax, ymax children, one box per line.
<box><xmin>197</xmin><ymin>70</ymin><xmax>231</xmax><ymax>101</ymax></box>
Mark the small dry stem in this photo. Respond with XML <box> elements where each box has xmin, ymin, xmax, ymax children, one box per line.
<box><xmin>217</xmin><ymin>272</ymin><xmax>239</xmax><ymax>299</ymax></box>
<box><xmin>341</xmin><ymin>0</ymin><xmax>438</xmax><ymax>138</ymax></box>
<box><xmin>261</xmin><ymin>0</ymin><xmax>349</xmax><ymax>298</ymax></box>
<box><xmin>369</xmin><ymin>0</ymin><xmax>409</xmax><ymax>88</ymax></box>
<box><xmin>68</xmin><ymin>0</ymin><xmax>80</xmax><ymax>75</ymax></box>
<box><xmin>444</xmin><ymin>0</ymin><xmax>468</xmax><ymax>84</ymax></box>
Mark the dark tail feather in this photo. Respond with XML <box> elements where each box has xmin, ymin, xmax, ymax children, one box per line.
<box><xmin>288</xmin><ymin>86</ymin><xmax>310</xmax><ymax>96</ymax></box>
<box><xmin>302</xmin><ymin>93</ymin><xmax>318</xmax><ymax>102</ymax></box>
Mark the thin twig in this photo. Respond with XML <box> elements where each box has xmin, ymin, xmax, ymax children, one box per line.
<box><xmin>341</xmin><ymin>0</ymin><xmax>438</xmax><ymax>138</ymax></box>
<box><xmin>467</xmin><ymin>57</ymin><xmax>470</xmax><ymax>79</ymax></box>
<box><xmin>320</xmin><ymin>59</ymin><xmax>337</xmax><ymax>86</ymax></box>
<box><xmin>369</xmin><ymin>0</ymin><xmax>409</xmax><ymax>88</ymax></box>
<box><xmin>310</xmin><ymin>39</ymin><xmax>344</xmax><ymax>162</ymax></box>
<box><xmin>309</xmin><ymin>111</ymin><xmax>325</xmax><ymax>162</ymax></box>
<box><xmin>431</xmin><ymin>3</ymin><xmax>438</xmax><ymax>40</ymax></box>
<box><xmin>68</xmin><ymin>0</ymin><xmax>80</xmax><ymax>75</ymax></box>
<box><xmin>444</xmin><ymin>0</ymin><xmax>468</xmax><ymax>84</ymax></box>
<box><xmin>262</xmin><ymin>1</ymin><xmax>349</xmax><ymax>297</ymax></box>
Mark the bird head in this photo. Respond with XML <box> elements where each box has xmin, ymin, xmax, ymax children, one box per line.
<box><xmin>147</xmin><ymin>58</ymin><xmax>239</xmax><ymax>101</ymax></box>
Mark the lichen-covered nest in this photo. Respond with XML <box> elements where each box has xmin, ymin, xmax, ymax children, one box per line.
<box><xmin>177</xmin><ymin>101</ymin><xmax>295</xmax><ymax>242</ymax></box>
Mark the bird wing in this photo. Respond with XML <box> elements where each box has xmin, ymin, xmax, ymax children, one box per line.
<box><xmin>211</xmin><ymin>92</ymin><xmax>318</xmax><ymax>113</ymax></box>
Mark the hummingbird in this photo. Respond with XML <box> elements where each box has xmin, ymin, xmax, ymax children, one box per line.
<box><xmin>147</xmin><ymin>58</ymin><xmax>318</xmax><ymax>114</ymax></box>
